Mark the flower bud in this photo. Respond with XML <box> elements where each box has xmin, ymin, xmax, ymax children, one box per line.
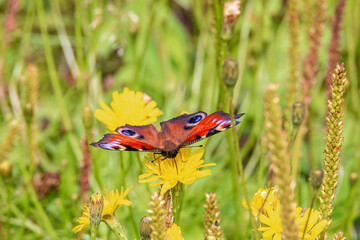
<box><xmin>89</xmin><ymin>192</ymin><xmax>104</xmax><ymax>226</ymax></box>
<box><xmin>139</xmin><ymin>216</ymin><xmax>152</xmax><ymax>240</ymax></box>
<box><xmin>0</xmin><ymin>161</ymin><xmax>12</xmax><ymax>179</ymax></box>
<box><xmin>349</xmin><ymin>172</ymin><xmax>358</xmax><ymax>187</ymax></box>
<box><xmin>82</xmin><ymin>106</ymin><xmax>93</xmax><ymax>130</ymax></box>
<box><xmin>292</xmin><ymin>102</ymin><xmax>305</xmax><ymax>126</ymax></box>
<box><xmin>222</xmin><ymin>59</ymin><xmax>239</xmax><ymax>88</ymax></box>
<box><xmin>309</xmin><ymin>168</ymin><xmax>324</xmax><ymax>189</ymax></box>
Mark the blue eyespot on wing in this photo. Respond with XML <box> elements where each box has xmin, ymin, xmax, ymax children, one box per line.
<box><xmin>180</xmin><ymin>111</ymin><xmax>245</xmax><ymax>147</ymax></box>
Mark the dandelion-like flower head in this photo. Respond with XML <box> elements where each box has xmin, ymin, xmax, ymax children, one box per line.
<box><xmin>242</xmin><ymin>186</ymin><xmax>279</xmax><ymax>216</ymax></box>
<box><xmin>138</xmin><ymin>148</ymin><xmax>216</xmax><ymax>195</ymax></box>
<box><xmin>72</xmin><ymin>186</ymin><xmax>132</xmax><ymax>233</ymax></box>
<box><xmin>244</xmin><ymin>186</ymin><xmax>328</xmax><ymax>240</ymax></box>
<box><xmin>95</xmin><ymin>88</ymin><xmax>162</xmax><ymax>131</ymax></box>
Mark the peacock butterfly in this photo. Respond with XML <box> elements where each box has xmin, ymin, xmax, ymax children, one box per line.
<box><xmin>91</xmin><ymin>111</ymin><xmax>245</xmax><ymax>158</ymax></box>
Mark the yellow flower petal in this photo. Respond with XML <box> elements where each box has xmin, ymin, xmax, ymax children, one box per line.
<box><xmin>95</xmin><ymin>88</ymin><xmax>162</xmax><ymax>131</ymax></box>
<box><xmin>166</xmin><ymin>223</ymin><xmax>184</xmax><ymax>240</ymax></box>
<box><xmin>138</xmin><ymin>148</ymin><xmax>215</xmax><ymax>195</ymax></box>
<box><xmin>73</xmin><ymin>186</ymin><xmax>133</xmax><ymax>233</ymax></box>
<box><xmin>249</xmin><ymin>186</ymin><xmax>328</xmax><ymax>240</ymax></box>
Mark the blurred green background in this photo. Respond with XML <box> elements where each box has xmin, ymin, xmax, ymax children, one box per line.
<box><xmin>0</xmin><ymin>0</ymin><xmax>359</xmax><ymax>239</ymax></box>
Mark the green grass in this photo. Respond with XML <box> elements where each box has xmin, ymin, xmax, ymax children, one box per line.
<box><xmin>0</xmin><ymin>0</ymin><xmax>359</xmax><ymax>239</ymax></box>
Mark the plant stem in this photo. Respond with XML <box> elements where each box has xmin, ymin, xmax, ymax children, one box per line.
<box><xmin>103</xmin><ymin>215</ymin><xmax>128</xmax><ymax>240</ymax></box>
<box><xmin>171</xmin><ymin>182</ymin><xmax>183</xmax><ymax>224</ymax></box>
<box><xmin>227</xmin><ymin>88</ymin><xmax>260</xmax><ymax>240</ymax></box>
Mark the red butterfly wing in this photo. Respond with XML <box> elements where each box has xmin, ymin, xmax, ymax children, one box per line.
<box><xmin>158</xmin><ymin>111</ymin><xmax>244</xmax><ymax>148</ymax></box>
<box><xmin>91</xmin><ymin>124</ymin><xmax>161</xmax><ymax>152</ymax></box>
<box><xmin>180</xmin><ymin>111</ymin><xmax>245</xmax><ymax>147</ymax></box>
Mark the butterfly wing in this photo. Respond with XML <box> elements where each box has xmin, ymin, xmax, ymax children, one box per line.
<box><xmin>91</xmin><ymin>124</ymin><xmax>161</xmax><ymax>152</ymax></box>
<box><xmin>158</xmin><ymin>111</ymin><xmax>244</xmax><ymax>148</ymax></box>
<box><xmin>179</xmin><ymin>111</ymin><xmax>245</xmax><ymax>147</ymax></box>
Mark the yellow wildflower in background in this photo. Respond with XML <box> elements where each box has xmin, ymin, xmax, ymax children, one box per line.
<box><xmin>258</xmin><ymin>205</ymin><xmax>327</xmax><ymax>240</ymax></box>
<box><xmin>95</xmin><ymin>88</ymin><xmax>162</xmax><ymax>131</ymax></box>
<box><xmin>166</xmin><ymin>223</ymin><xmax>184</xmax><ymax>240</ymax></box>
<box><xmin>73</xmin><ymin>186</ymin><xmax>133</xmax><ymax>233</ymax></box>
<box><xmin>242</xmin><ymin>186</ymin><xmax>279</xmax><ymax>216</ymax></box>
<box><xmin>138</xmin><ymin>148</ymin><xmax>215</xmax><ymax>195</ymax></box>
<box><xmin>295</xmin><ymin>208</ymin><xmax>327</xmax><ymax>239</ymax></box>
<box><xmin>245</xmin><ymin>186</ymin><xmax>327</xmax><ymax>240</ymax></box>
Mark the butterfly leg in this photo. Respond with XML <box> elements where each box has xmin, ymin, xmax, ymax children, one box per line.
<box><xmin>151</xmin><ymin>152</ymin><xmax>163</xmax><ymax>163</ymax></box>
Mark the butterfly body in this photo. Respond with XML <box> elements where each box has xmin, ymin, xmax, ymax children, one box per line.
<box><xmin>91</xmin><ymin>111</ymin><xmax>245</xmax><ymax>158</ymax></box>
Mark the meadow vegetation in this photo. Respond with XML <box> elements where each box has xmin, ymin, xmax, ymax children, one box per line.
<box><xmin>0</xmin><ymin>0</ymin><xmax>359</xmax><ymax>239</ymax></box>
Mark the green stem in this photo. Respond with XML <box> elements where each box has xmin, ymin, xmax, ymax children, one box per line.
<box><xmin>132</xmin><ymin>0</ymin><xmax>157</xmax><ymax>89</ymax></box>
<box><xmin>227</xmin><ymin>88</ymin><xmax>260</xmax><ymax>240</ymax></box>
<box><xmin>119</xmin><ymin>152</ymin><xmax>139</xmax><ymax>239</ymax></box>
<box><xmin>103</xmin><ymin>215</ymin><xmax>128</xmax><ymax>240</ymax></box>
<box><xmin>75</xmin><ymin>0</ymin><xmax>85</xmax><ymax>91</ymax></box>
<box><xmin>171</xmin><ymin>182</ymin><xmax>183</xmax><ymax>224</ymax></box>
<box><xmin>19</xmin><ymin>158</ymin><xmax>58</xmax><ymax>239</ymax></box>
<box><xmin>302</xmin><ymin>189</ymin><xmax>317</xmax><ymax>239</ymax></box>
<box><xmin>35</xmin><ymin>0</ymin><xmax>72</xmax><ymax>132</ymax></box>
<box><xmin>86</xmin><ymin>128</ymin><xmax>103</xmax><ymax>190</ymax></box>
<box><xmin>225</xmin><ymin>131</ymin><xmax>241</xmax><ymax>238</ymax></box>
<box><xmin>90</xmin><ymin>223</ymin><xmax>98</xmax><ymax>240</ymax></box>
<box><xmin>35</xmin><ymin>0</ymin><xmax>83</xmax><ymax>163</ymax></box>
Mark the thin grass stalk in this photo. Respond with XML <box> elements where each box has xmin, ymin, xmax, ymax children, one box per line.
<box><xmin>119</xmin><ymin>152</ymin><xmax>140</xmax><ymax>239</ymax></box>
<box><xmin>222</xmin><ymin>59</ymin><xmax>245</xmax><ymax>239</ymax></box>
<box><xmin>35</xmin><ymin>0</ymin><xmax>82</xmax><ymax>162</ymax></box>
<box><xmin>303</xmin><ymin>169</ymin><xmax>323</xmax><ymax>239</ymax></box>
<box><xmin>132</xmin><ymin>0</ymin><xmax>157</xmax><ymax>89</ymax></box>
<box><xmin>345</xmin><ymin>172</ymin><xmax>360</xmax><ymax>237</ymax></box>
<box><xmin>284</xmin><ymin>0</ymin><xmax>300</xmax><ymax>136</ymax></box>
<box><xmin>18</xmin><ymin>149</ymin><xmax>58</xmax><ymax>239</ymax></box>
<box><xmin>34</xmin><ymin>0</ymin><xmax>72</xmax><ymax>132</ymax></box>
<box><xmin>226</xmin><ymin>88</ymin><xmax>260</xmax><ymax>240</ymax></box>
<box><xmin>325</xmin><ymin>0</ymin><xmax>346</xmax><ymax>98</ymax></box>
<box><xmin>213</xmin><ymin>0</ymin><xmax>227</xmax><ymax>111</ymax></box>
<box><xmin>24</xmin><ymin>65</ymin><xmax>40</xmax><ymax>174</ymax></box>
<box><xmin>0</xmin><ymin>0</ymin><xmax>19</xmax><ymax>117</ymax></box>
<box><xmin>319</xmin><ymin>63</ymin><xmax>347</xmax><ymax>238</ymax></box>
<box><xmin>75</xmin><ymin>0</ymin><xmax>85</xmax><ymax>90</ymax></box>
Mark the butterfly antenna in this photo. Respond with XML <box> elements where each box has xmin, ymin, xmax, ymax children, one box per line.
<box><xmin>151</xmin><ymin>152</ymin><xmax>161</xmax><ymax>163</ymax></box>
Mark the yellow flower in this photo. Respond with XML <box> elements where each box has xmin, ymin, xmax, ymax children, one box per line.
<box><xmin>245</xmin><ymin>187</ymin><xmax>327</xmax><ymax>240</ymax></box>
<box><xmin>258</xmin><ymin>206</ymin><xmax>327</xmax><ymax>240</ymax></box>
<box><xmin>138</xmin><ymin>148</ymin><xmax>216</xmax><ymax>195</ymax></box>
<box><xmin>95</xmin><ymin>88</ymin><xmax>162</xmax><ymax>131</ymax></box>
<box><xmin>295</xmin><ymin>208</ymin><xmax>328</xmax><ymax>240</ymax></box>
<box><xmin>242</xmin><ymin>186</ymin><xmax>279</xmax><ymax>216</ymax></box>
<box><xmin>165</xmin><ymin>223</ymin><xmax>184</xmax><ymax>240</ymax></box>
<box><xmin>73</xmin><ymin>186</ymin><xmax>133</xmax><ymax>233</ymax></box>
<box><xmin>258</xmin><ymin>204</ymin><xmax>283</xmax><ymax>240</ymax></box>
